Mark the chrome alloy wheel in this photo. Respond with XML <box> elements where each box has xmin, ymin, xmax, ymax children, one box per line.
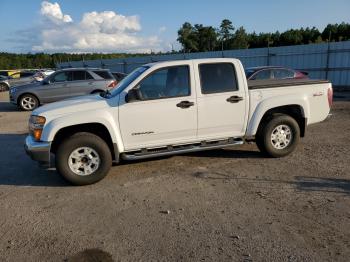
<box><xmin>68</xmin><ymin>147</ymin><xmax>100</xmax><ymax>176</ymax></box>
<box><xmin>270</xmin><ymin>125</ymin><xmax>292</xmax><ymax>150</ymax></box>
<box><xmin>21</xmin><ymin>96</ymin><xmax>36</xmax><ymax>110</ymax></box>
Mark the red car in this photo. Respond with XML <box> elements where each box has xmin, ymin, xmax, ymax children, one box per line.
<box><xmin>245</xmin><ymin>66</ymin><xmax>308</xmax><ymax>80</ymax></box>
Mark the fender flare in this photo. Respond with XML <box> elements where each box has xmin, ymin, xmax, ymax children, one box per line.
<box><xmin>246</xmin><ymin>94</ymin><xmax>309</xmax><ymax>137</ymax></box>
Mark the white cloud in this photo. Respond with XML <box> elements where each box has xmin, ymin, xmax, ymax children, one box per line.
<box><xmin>31</xmin><ymin>1</ymin><xmax>163</xmax><ymax>53</ymax></box>
<box><xmin>40</xmin><ymin>1</ymin><xmax>73</xmax><ymax>24</ymax></box>
<box><xmin>80</xmin><ymin>11</ymin><xmax>141</xmax><ymax>33</ymax></box>
<box><xmin>159</xmin><ymin>26</ymin><xmax>167</xmax><ymax>33</ymax></box>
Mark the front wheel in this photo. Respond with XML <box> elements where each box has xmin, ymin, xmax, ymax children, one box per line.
<box><xmin>19</xmin><ymin>94</ymin><xmax>39</xmax><ymax>111</ymax></box>
<box><xmin>256</xmin><ymin>114</ymin><xmax>300</xmax><ymax>158</ymax></box>
<box><xmin>55</xmin><ymin>132</ymin><xmax>112</xmax><ymax>185</ymax></box>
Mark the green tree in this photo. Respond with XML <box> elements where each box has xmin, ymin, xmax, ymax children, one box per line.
<box><xmin>219</xmin><ymin>19</ymin><xmax>235</xmax><ymax>50</ymax></box>
<box><xmin>177</xmin><ymin>22</ymin><xmax>199</xmax><ymax>52</ymax></box>
<box><xmin>194</xmin><ymin>24</ymin><xmax>218</xmax><ymax>51</ymax></box>
<box><xmin>231</xmin><ymin>27</ymin><xmax>249</xmax><ymax>49</ymax></box>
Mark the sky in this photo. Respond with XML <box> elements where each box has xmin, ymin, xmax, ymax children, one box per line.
<box><xmin>0</xmin><ymin>0</ymin><xmax>349</xmax><ymax>53</ymax></box>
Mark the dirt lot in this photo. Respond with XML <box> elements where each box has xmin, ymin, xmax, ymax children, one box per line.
<box><xmin>0</xmin><ymin>91</ymin><xmax>349</xmax><ymax>262</ymax></box>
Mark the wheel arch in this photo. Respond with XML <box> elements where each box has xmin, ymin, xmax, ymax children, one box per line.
<box><xmin>91</xmin><ymin>89</ymin><xmax>104</xmax><ymax>94</ymax></box>
<box><xmin>0</xmin><ymin>82</ymin><xmax>10</xmax><ymax>90</ymax></box>
<box><xmin>50</xmin><ymin>123</ymin><xmax>119</xmax><ymax>162</ymax></box>
<box><xmin>256</xmin><ymin>104</ymin><xmax>307</xmax><ymax>138</ymax></box>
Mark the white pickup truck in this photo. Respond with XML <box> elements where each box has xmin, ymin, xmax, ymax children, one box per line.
<box><xmin>25</xmin><ymin>58</ymin><xmax>333</xmax><ymax>185</ymax></box>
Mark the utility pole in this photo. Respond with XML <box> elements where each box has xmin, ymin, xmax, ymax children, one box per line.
<box><xmin>325</xmin><ymin>31</ymin><xmax>332</xmax><ymax>80</ymax></box>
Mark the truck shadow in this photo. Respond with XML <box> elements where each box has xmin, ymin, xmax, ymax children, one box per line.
<box><xmin>192</xmin><ymin>172</ymin><xmax>350</xmax><ymax>195</ymax></box>
<box><xmin>186</xmin><ymin>148</ymin><xmax>263</xmax><ymax>159</ymax></box>
<box><xmin>2</xmin><ymin>133</ymin><xmax>348</xmax><ymax>194</ymax></box>
<box><xmin>294</xmin><ymin>176</ymin><xmax>350</xmax><ymax>195</ymax></box>
<box><xmin>0</xmin><ymin>134</ymin><xmax>68</xmax><ymax>187</ymax></box>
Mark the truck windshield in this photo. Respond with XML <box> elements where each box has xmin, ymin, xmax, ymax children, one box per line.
<box><xmin>108</xmin><ymin>66</ymin><xmax>149</xmax><ymax>97</ymax></box>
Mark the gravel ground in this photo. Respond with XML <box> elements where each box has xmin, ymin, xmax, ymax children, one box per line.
<box><xmin>0</xmin><ymin>91</ymin><xmax>349</xmax><ymax>262</ymax></box>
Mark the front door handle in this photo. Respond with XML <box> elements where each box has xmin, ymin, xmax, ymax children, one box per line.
<box><xmin>227</xmin><ymin>96</ymin><xmax>243</xmax><ymax>103</ymax></box>
<box><xmin>177</xmin><ymin>101</ymin><xmax>194</xmax><ymax>109</ymax></box>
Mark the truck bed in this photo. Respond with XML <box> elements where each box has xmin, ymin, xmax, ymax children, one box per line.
<box><xmin>248</xmin><ymin>79</ymin><xmax>330</xmax><ymax>90</ymax></box>
<box><xmin>247</xmin><ymin>79</ymin><xmax>332</xmax><ymax>132</ymax></box>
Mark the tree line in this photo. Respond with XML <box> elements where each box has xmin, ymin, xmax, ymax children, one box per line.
<box><xmin>177</xmin><ymin>21</ymin><xmax>350</xmax><ymax>52</ymax></box>
<box><xmin>0</xmin><ymin>53</ymin><xmax>145</xmax><ymax>70</ymax></box>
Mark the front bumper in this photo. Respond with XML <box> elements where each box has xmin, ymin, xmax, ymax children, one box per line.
<box><xmin>9</xmin><ymin>91</ymin><xmax>17</xmax><ymax>105</ymax></box>
<box><xmin>24</xmin><ymin>136</ymin><xmax>51</xmax><ymax>166</ymax></box>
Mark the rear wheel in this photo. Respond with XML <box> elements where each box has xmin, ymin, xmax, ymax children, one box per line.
<box><xmin>19</xmin><ymin>94</ymin><xmax>38</xmax><ymax>111</ymax></box>
<box><xmin>256</xmin><ymin>114</ymin><xmax>300</xmax><ymax>158</ymax></box>
<box><xmin>55</xmin><ymin>132</ymin><xmax>112</xmax><ymax>186</ymax></box>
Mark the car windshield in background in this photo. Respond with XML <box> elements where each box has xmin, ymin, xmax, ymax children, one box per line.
<box><xmin>245</xmin><ymin>69</ymin><xmax>255</xmax><ymax>78</ymax></box>
<box><xmin>109</xmin><ymin>66</ymin><xmax>149</xmax><ymax>97</ymax></box>
<box><xmin>93</xmin><ymin>70</ymin><xmax>113</xmax><ymax>80</ymax></box>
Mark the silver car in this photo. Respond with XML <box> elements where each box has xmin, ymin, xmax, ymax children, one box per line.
<box><xmin>0</xmin><ymin>71</ymin><xmax>37</xmax><ymax>91</ymax></box>
<box><xmin>9</xmin><ymin>68</ymin><xmax>116</xmax><ymax>111</ymax></box>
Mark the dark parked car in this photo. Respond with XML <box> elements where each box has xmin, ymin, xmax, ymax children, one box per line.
<box><xmin>9</xmin><ymin>68</ymin><xmax>117</xmax><ymax>111</ymax></box>
<box><xmin>245</xmin><ymin>66</ymin><xmax>308</xmax><ymax>80</ymax></box>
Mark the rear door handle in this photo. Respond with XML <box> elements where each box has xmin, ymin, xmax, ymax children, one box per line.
<box><xmin>227</xmin><ymin>96</ymin><xmax>243</xmax><ymax>103</ymax></box>
<box><xmin>176</xmin><ymin>101</ymin><xmax>194</xmax><ymax>109</ymax></box>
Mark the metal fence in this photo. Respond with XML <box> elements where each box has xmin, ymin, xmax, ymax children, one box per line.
<box><xmin>58</xmin><ymin>40</ymin><xmax>350</xmax><ymax>88</ymax></box>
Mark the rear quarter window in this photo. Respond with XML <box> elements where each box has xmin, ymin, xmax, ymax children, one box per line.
<box><xmin>199</xmin><ymin>63</ymin><xmax>238</xmax><ymax>94</ymax></box>
<box><xmin>92</xmin><ymin>70</ymin><xmax>113</xmax><ymax>80</ymax></box>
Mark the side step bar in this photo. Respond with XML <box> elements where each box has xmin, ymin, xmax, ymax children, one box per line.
<box><xmin>121</xmin><ymin>137</ymin><xmax>244</xmax><ymax>161</ymax></box>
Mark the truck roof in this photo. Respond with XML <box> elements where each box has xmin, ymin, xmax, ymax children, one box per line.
<box><xmin>145</xmin><ymin>58</ymin><xmax>240</xmax><ymax>67</ymax></box>
<box><xmin>60</xmin><ymin>68</ymin><xmax>109</xmax><ymax>71</ymax></box>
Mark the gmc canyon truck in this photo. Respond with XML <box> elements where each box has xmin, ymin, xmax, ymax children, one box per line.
<box><xmin>24</xmin><ymin>58</ymin><xmax>333</xmax><ymax>185</ymax></box>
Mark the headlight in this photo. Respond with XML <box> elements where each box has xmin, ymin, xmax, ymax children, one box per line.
<box><xmin>29</xmin><ymin>115</ymin><xmax>46</xmax><ymax>141</ymax></box>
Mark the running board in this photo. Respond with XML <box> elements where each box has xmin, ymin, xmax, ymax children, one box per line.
<box><xmin>121</xmin><ymin>138</ymin><xmax>244</xmax><ymax>161</ymax></box>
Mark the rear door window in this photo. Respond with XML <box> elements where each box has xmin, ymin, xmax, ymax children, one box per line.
<box><xmin>199</xmin><ymin>63</ymin><xmax>238</xmax><ymax>94</ymax></box>
<box><xmin>72</xmin><ymin>70</ymin><xmax>87</xmax><ymax>81</ymax></box>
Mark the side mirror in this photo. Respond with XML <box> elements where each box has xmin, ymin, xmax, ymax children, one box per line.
<box><xmin>42</xmin><ymin>79</ymin><xmax>50</xmax><ymax>85</ymax></box>
<box><xmin>125</xmin><ymin>87</ymin><xmax>141</xmax><ymax>103</ymax></box>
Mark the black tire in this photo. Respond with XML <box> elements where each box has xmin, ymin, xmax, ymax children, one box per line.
<box><xmin>0</xmin><ymin>83</ymin><xmax>9</xmax><ymax>92</ymax></box>
<box><xmin>18</xmin><ymin>94</ymin><xmax>39</xmax><ymax>111</ymax></box>
<box><xmin>55</xmin><ymin>132</ymin><xmax>112</xmax><ymax>186</ymax></box>
<box><xmin>91</xmin><ymin>90</ymin><xmax>104</xmax><ymax>94</ymax></box>
<box><xmin>256</xmin><ymin>114</ymin><xmax>300</xmax><ymax>158</ymax></box>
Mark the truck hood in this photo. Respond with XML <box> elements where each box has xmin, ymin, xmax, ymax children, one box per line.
<box><xmin>33</xmin><ymin>94</ymin><xmax>110</xmax><ymax>117</ymax></box>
